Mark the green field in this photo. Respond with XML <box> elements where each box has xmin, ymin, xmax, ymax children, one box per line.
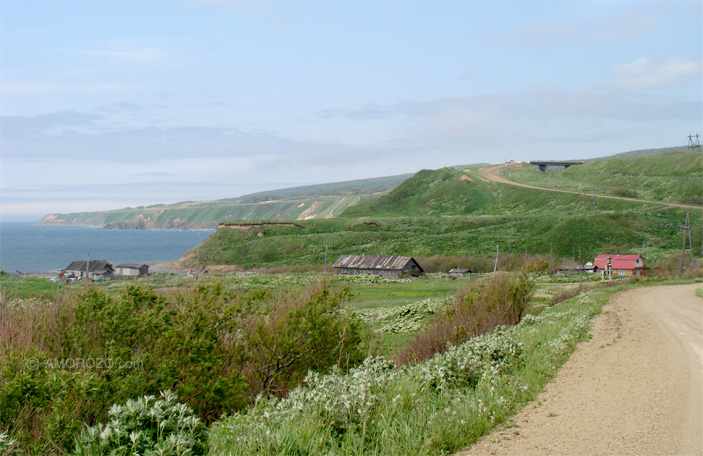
<box><xmin>506</xmin><ymin>150</ymin><xmax>703</xmax><ymax>206</ymax></box>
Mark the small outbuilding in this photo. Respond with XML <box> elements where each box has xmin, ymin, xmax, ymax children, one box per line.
<box><xmin>594</xmin><ymin>254</ymin><xmax>647</xmax><ymax>278</ymax></box>
<box><xmin>333</xmin><ymin>254</ymin><xmax>424</xmax><ymax>278</ymax></box>
<box><xmin>115</xmin><ymin>264</ymin><xmax>149</xmax><ymax>278</ymax></box>
<box><xmin>62</xmin><ymin>260</ymin><xmax>114</xmax><ymax>280</ymax></box>
<box><xmin>448</xmin><ymin>268</ymin><xmax>472</xmax><ymax>278</ymax></box>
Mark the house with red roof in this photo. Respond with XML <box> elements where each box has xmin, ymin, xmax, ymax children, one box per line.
<box><xmin>593</xmin><ymin>254</ymin><xmax>647</xmax><ymax>278</ymax></box>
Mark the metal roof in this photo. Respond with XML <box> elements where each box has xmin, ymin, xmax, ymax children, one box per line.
<box><xmin>594</xmin><ymin>254</ymin><xmax>645</xmax><ymax>270</ymax></box>
<box><xmin>63</xmin><ymin>260</ymin><xmax>114</xmax><ymax>273</ymax></box>
<box><xmin>332</xmin><ymin>254</ymin><xmax>423</xmax><ymax>271</ymax></box>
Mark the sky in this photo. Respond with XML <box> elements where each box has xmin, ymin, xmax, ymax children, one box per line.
<box><xmin>1</xmin><ymin>1</ymin><xmax>701</xmax><ymax>221</ymax></box>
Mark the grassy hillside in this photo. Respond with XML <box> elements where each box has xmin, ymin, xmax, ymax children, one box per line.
<box><xmin>38</xmin><ymin>196</ymin><xmax>371</xmax><ymax>229</ymax></box>
<box><xmin>36</xmin><ymin>174</ymin><xmax>412</xmax><ymax>229</ymax></box>
<box><xmin>508</xmin><ymin>150</ymin><xmax>703</xmax><ymax>206</ymax></box>
<box><xmin>182</xmin><ymin>165</ymin><xmax>701</xmax><ymax>269</ymax></box>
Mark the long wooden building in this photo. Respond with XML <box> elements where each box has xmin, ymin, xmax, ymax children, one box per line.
<box><xmin>332</xmin><ymin>254</ymin><xmax>424</xmax><ymax>278</ymax></box>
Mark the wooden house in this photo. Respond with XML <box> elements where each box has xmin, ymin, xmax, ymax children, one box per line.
<box><xmin>115</xmin><ymin>264</ymin><xmax>149</xmax><ymax>277</ymax></box>
<box><xmin>448</xmin><ymin>268</ymin><xmax>472</xmax><ymax>278</ymax></box>
<box><xmin>62</xmin><ymin>260</ymin><xmax>114</xmax><ymax>280</ymax></box>
<box><xmin>333</xmin><ymin>255</ymin><xmax>424</xmax><ymax>278</ymax></box>
<box><xmin>593</xmin><ymin>254</ymin><xmax>647</xmax><ymax>278</ymax></box>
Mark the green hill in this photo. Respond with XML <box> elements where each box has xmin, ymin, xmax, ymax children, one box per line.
<box><xmin>37</xmin><ymin>174</ymin><xmax>413</xmax><ymax>229</ymax></box>
<box><xmin>506</xmin><ymin>150</ymin><xmax>703</xmax><ymax>206</ymax></box>
<box><xmin>183</xmin><ymin>162</ymin><xmax>701</xmax><ymax>269</ymax></box>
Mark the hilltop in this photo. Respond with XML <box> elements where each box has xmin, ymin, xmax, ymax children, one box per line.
<box><xmin>37</xmin><ymin>173</ymin><xmax>414</xmax><ymax>229</ymax></box>
<box><xmin>181</xmin><ymin>149</ymin><xmax>702</xmax><ymax>269</ymax></box>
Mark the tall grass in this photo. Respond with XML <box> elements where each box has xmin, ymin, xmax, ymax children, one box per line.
<box><xmin>0</xmin><ymin>282</ymin><xmax>365</xmax><ymax>454</ymax></box>
<box><xmin>208</xmin><ymin>280</ymin><xmax>628</xmax><ymax>455</ymax></box>
<box><xmin>394</xmin><ymin>272</ymin><xmax>534</xmax><ymax>365</ymax></box>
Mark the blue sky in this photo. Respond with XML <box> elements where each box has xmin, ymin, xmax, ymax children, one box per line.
<box><xmin>1</xmin><ymin>1</ymin><xmax>701</xmax><ymax>221</ymax></box>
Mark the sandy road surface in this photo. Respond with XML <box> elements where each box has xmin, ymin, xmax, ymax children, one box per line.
<box><xmin>457</xmin><ymin>283</ymin><xmax>703</xmax><ymax>456</ymax></box>
<box><xmin>479</xmin><ymin>164</ymin><xmax>703</xmax><ymax>210</ymax></box>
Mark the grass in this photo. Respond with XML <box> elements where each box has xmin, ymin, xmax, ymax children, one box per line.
<box><xmin>207</xmin><ymin>278</ymin><xmax>638</xmax><ymax>455</ymax></box>
<box><xmin>505</xmin><ymin>150</ymin><xmax>703</xmax><ymax>206</ymax></box>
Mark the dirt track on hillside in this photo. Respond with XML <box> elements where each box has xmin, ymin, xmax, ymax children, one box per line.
<box><xmin>479</xmin><ymin>164</ymin><xmax>703</xmax><ymax>210</ymax></box>
<box><xmin>456</xmin><ymin>283</ymin><xmax>703</xmax><ymax>456</ymax></box>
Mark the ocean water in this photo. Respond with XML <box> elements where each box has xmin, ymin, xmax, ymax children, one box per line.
<box><xmin>0</xmin><ymin>222</ymin><xmax>214</xmax><ymax>274</ymax></box>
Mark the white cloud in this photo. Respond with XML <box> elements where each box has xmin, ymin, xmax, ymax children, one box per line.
<box><xmin>66</xmin><ymin>39</ymin><xmax>170</xmax><ymax>65</ymax></box>
<box><xmin>611</xmin><ymin>57</ymin><xmax>703</xmax><ymax>91</ymax></box>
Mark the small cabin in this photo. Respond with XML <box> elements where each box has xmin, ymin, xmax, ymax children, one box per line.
<box><xmin>62</xmin><ymin>260</ymin><xmax>114</xmax><ymax>280</ymax></box>
<box><xmin>448</xmin><ymin>268</ymin><xmax>472</xmax><ymax>278</ymax></box>
<box><xmin>333</xmin><ymin>254</ymin><xmax>424</xmax><ymax>278</ymax></box>
<box><xmin>115</xmin><ymin>264</ymin><xmax>149</xmax><ymax>278</ymax></box>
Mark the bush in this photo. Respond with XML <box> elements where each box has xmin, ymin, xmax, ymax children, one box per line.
<box><xmin>395</xmin><ymin>272</ymin><xmax>534</xmax><ymax>365</ymax></box>
<box><xmin>611</xmin><ymin>185</ymin><xmax>637</xmax><ymax>198</ymax></box>
<box><xmin>0</xmin><ymin>282</ymin><xmax>366</xmax><ymax>453</ymax></box>
<box><xmin>74</xmin><ymin>390</ymin><xmax>207</xmax><ymax>456</ymax></box>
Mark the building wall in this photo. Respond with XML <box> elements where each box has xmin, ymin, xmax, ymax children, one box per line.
<box><xmin>335</xmin><ymin>267</ymin><xmax>402</xmax><ymax>278</ymax></box>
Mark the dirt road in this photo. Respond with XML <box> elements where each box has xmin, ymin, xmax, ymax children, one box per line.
<box><xmin>479</xmin><ymin>164</ymin><xmax>703</xmax><ymax>210</ymax></box>
<box><xmin>457</xmin><ymin>283</ymin><xmax>703</xmax><ymax>456</ymax></box>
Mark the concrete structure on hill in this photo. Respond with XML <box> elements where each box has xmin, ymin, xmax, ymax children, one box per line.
<box><xmin>333</xmin><ymin>254</ymin><xmax>424</xmax><ymax>278</ymax></box>
<box><xmin>530</xmin><ymin>160</ymin><xmax>585</xmax><ymax>171</ymax></box>
<box><xmin>62</xmin><ymin>260</ymin><xmax>114</xmax><ymax>280</ymax></box>
<box><xmin>115</xmin><ymin>264</ymin><xmax>149</xmax><ymax>277</ymax></box>
<box><xmin>594</xmin><ymin>254</ymin><xmax>647</xmax><ymax>278</ymax></box>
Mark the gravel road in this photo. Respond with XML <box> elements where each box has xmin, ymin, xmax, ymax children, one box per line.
<box><xmin>457</xmin><ymin>283</ymin><xmax>703</xmax><ymax>456</ymax></box>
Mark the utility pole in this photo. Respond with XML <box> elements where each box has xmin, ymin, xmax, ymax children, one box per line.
<box><xmin>324</xmin><ymin>245</ymin><xmax>328</xmax><ymax>274</ymax></box>
<box><xmin>592</xmin><ymin>188</ymin><xmax>597</xmax><ymax>215</ymax></box>
<box><xmin>493</xmin><ymin>244</ymin><xmax>500</xmax><ymax>274</ymax></box>
<box><xmin>582</xmin><ymin>189</ymin><xmax>587</xmax><ymax>216</ymax></box>
<box><xmin>195</xmin><ymin>249</ymin><xmax>200</xmax><ymax>281</ymax></box>
<box><xmin>86</xmin><ymin>248</ymin><xmax>90</xmax><ymax>280</ymax></box>
<box><xmin>679</xmin><ymin>213</ymin><xmax>694</xmax><ymax>274</ymax></box>
<box><xmin>578</xmin><ymin>248</ymin><xmax>583</xmax><ymax>285</ymax></box>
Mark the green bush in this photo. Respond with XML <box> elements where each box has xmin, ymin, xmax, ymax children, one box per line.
<box><xmin>74</xmin><ymin>390</ymin><xmax>207</xmax><ymax>456</ymax></box>
<box><xmin>395</xmin><ymin>272</ymin><xmax>535</xmax><ymax>365</ymax></box>
<box><xmin>0</xmin><ymin>282</ymin><xmax>365</xmax><ymax>454</ymax></box>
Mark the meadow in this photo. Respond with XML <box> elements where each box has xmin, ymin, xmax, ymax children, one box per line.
<box><xmin>5</xmin><ymin>265</ymin><xmax>695</xmax><ymax>455</ymax></box>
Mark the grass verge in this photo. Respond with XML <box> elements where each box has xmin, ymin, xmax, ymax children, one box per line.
<box><xmin>207</xmin><ymin>280</ymin><xmax>633</xmax><ymax>455</ymax></box>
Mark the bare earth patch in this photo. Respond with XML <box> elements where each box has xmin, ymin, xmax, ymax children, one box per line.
<box><xmin>457</xmin><ymin>283</ymin><xmax>703</xmax><ymax>456</ymax></box>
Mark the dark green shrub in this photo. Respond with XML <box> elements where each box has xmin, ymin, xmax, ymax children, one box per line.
<box><xmin>1</xmin><ymin>282</ymin><xmax>366</xmax><ymax>453</ymax></box>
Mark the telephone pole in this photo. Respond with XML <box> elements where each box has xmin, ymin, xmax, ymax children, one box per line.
<box><xmin>679</xmin><ymin>213</ymin><xmax>694</xmax><ymax>274</ymax></box>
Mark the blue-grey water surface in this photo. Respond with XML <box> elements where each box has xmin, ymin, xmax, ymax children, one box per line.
<box><xmin>0</xmin><ymin>222</ymin><xmax>213</xmax><ymax>274</ymax></box>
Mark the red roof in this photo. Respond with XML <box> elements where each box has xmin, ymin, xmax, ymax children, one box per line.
<box><xmin>594</xmin><ymin>254</ymin><xmax>646</xmax><ymax>270</ymax></box>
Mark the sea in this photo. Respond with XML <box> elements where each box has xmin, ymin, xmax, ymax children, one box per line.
<box><xmin>0</xmin><ymin>222</ymin><xmax>214</xmax><ymax>275</ymax></box>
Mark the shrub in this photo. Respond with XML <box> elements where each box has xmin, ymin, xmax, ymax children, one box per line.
<box><xmin>1</xmin><ymin>282</ymin><xmax>366</xmax><ymax>453</ymax></box>
<box><xmin>395</xmin><ymin>272</ymin><xmax>534</xmax><ymax>365</ymax></box>
<box><xmin>611</xmin><ymin>185</ymin><xmax>637</xmax><ymax>198</ymax></box>
<box><xmin>74</xmin><ymin>390</ymin><xmax>207</xmax><ymax>456</ymax></box>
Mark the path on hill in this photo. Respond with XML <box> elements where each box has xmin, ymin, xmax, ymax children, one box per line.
<box><xmin>479</xmin><ymin>163</ymin><xmax>703</xmax><ymax>210</ymax></box>
<box><xmin>456</xmin><ymin>283</ymin><xmax>703</xmax><ymax>456</ymax></box>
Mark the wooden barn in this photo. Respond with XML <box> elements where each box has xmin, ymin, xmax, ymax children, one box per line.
<box><xmin>333</xmin><ymin>254</ymin><xmax>424</xmax><ymax>278</ymax></box>
<box><xmin>448</xmin><ymin>268</ymin><xmax>472</xmax><ymax>278</ymax></box>
<box><xmin>115</xmin><ymin>263</ymin><xmax>149</xmax><ymax>277</ymax></box>
<box><xmin>62</xmin><ymin>260</ymin><xmax>114</xmax><ymax>280</ymax></box>
<box><xmin>593</xmin><ymin>254</ymin><xmax>647</xmax><ymax>277</ymax></box>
